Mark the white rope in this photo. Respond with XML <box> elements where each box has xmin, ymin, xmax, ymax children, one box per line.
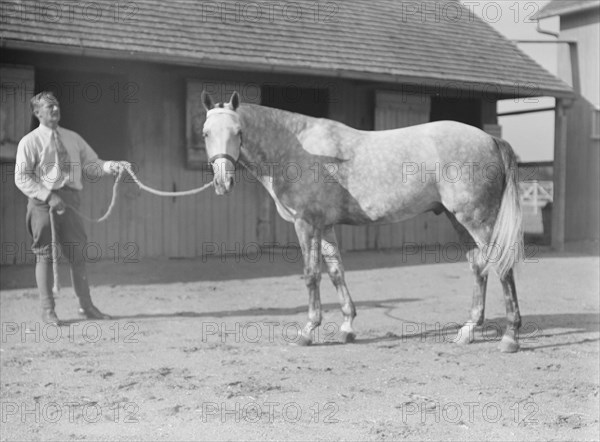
<box><xmin>49</xmin><ymin>208</ymin><xmax>61</xmax><ymax>296</ymax></box>
<box><xmin>124</xmin><ymin>165</ymin><xmax>214</xmax><ymax>197</ymax></box>
<box><xmin>51</xmin><ymin>166</ymin><xmax>214</xmax><ymax>294</ymax></box>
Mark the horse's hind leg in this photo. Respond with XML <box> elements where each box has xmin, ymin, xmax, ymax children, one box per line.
<box><xmin>294</xmin><ymin>219</ymin><xmax>323</xmax><ymax>346</ymax></box>
<box><xmin>499</xmin><ymin>268</ymin><xmax>521</xmax><ymax>353</ymax></box>
<box><xmin>446</xmin><ymin>211</ymin><xmax>488</xmax><ymax>345</ymax></box>
<box><xmin>322</xmin><ymin>226</ymin><xmax>356</xmax><ymax>343</ymax></box>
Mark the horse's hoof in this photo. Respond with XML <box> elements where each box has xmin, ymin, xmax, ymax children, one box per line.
<box><xmin>452</xmin><ymin>325</ymin><xmax>474</xmax><ymax>345</ymax></box>
<box><xmin>499</xmin><ymin>336</ymin><xmax>520</xmax><ymax>353</ymax></box>
<box><xmin>340</xmin><ymin>332</ymin><xmax>356</xmax><ymax>343</ymax></box>
<box><xmin>294</xmin><ymin>335</ymin><xmax>312</xmax><ymax>346</ymax></box>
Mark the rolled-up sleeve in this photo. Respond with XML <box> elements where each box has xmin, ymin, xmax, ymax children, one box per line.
<box><xmin>14</xmin><ymin>137</ymin><xmax>51</xmax><ymax>202</ymax></box>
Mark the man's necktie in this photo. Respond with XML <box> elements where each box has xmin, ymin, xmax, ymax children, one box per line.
<box><xmin>52</xmin><ymin>129</ymin><xmax>70</xmax><ymax>177</ymax></box>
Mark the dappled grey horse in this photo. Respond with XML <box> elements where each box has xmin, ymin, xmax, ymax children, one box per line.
<box><xmin>201</xmin><ymin>91</ymin><xmax>523</xmax><ymax>353</ymax></box>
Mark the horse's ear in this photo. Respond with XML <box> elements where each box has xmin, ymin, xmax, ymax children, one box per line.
<box><xmin>201</xmin><ymin>91</ymin><xmax>214</xmax><ymax>111</ymax></box>
<box><xmin>230</xmin><ymin>91</ymin><xmax>240</xmax><ymax>111</ymax></box>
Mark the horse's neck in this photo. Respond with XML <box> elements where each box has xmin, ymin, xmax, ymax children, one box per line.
<box><xmin>238</xmin><ymin>105</ymin><xmax>306</xmax><ymax>168</ymax></box>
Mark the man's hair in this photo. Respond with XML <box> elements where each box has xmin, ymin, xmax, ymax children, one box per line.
<box><xmin>30</xmin><ymin>91</ymin><xmax>58</xmax><ymax>114</ymax></box>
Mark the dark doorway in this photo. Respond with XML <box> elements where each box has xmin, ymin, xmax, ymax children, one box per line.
<box><xmin>261</xmin><ymin>84</ymin><xmax>329</xmax><ymax>118</ymax></box>
<box><xmin>34</xmin><ymin>69</ymin><xmax>129</xmax><ymax>160</ymax></box>
<box><xmin>430</xmin><ymin>97</ymin><xmax>482</xmax><ymax>128</ymax></box>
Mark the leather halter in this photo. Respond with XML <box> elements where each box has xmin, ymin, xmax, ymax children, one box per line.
<box><xmin>208</xmin><ymin>152</ymin><xmax>240</xmax><ymax>166</ymax></box>
<box><xmin>205</xmin><ymin>108</ymin><xmax>243</xmax><ymax>166</ymax></box>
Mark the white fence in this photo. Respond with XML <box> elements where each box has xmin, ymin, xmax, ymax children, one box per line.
<box><xmin>519</xmin><ymin>181</ymin><xmax>553</xmax><ymax>214</ymax></box>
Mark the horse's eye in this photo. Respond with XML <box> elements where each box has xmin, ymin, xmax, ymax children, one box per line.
<box><xmin>203</xmin><ymin>132</ymin><xmax>208</xmax><ymax>138</ymax></box>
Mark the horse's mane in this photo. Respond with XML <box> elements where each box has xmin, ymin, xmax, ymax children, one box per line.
<box><xmin>238</xmin><ymin>103</ymin><xmax>324</xmax><ymax>127</ymax></box>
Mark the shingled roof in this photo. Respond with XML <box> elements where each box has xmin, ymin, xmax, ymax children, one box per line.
<box><xmin>1</xmin><ymin>0</ymin><xmax>572</xmax><ymax>98</ymax></box>
<box><xmin>533</xmin><ymin>0</ymin><xmax>600</xmax><ymax>19</ymax></box>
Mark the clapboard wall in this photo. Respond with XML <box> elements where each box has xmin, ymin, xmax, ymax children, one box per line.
<box><xmin>1</xmin><ymin>50</ymin><xmax>499</xmax><ymax>264</ymax></box>
<box><xmin>559</xmin><ymin>9</ymin><xmax>600</xmax><ymax>243</ymax></box>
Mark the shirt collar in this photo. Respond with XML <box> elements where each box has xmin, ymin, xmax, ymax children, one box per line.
<box><xmin>37</xmin><ymin>124</ymin><xmax>60</xmax><ymax>136</ymax></box>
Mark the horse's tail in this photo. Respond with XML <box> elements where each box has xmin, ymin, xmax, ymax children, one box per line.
<box><xmin>481</xmin><ymin>137</ymin><xmax>523</xmax><ymax>280</ymax></box>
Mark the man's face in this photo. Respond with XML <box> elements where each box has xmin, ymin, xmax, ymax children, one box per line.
<box><xmin>35</xmin><ymin>97</ymin><xmax>61</xmax><ymax>128</ymax></box>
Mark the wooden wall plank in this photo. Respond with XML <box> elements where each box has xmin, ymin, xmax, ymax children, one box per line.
<box><xmin>1</xmin><ymin>60</ymin><xmax>485</xmax><ymax>265</ymax></box>
<box><xmin>1</xmin><ymin>65</ymin><xmax>34</xmax><ymax>265</ymax></box>
<box><xmin>2</xmin><ymin>167</ymin><xmax>17</xmax><ymax>265</ymax></box>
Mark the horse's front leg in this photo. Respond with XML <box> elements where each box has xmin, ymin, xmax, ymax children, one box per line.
<box><xmin>294</xmin><ymin>219</ymin><xmax>323</xmax><ymax>346</ymax></box>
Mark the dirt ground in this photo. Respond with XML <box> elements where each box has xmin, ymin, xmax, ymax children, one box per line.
<box><xmin>1</xmin><ymin>247</ymin><xmax>599</xmax><ymax>441</ymax></box>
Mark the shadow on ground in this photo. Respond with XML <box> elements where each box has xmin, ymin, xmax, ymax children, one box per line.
<box><xmin>352</xmin><ymin>313</ymin><xmax>600</xmax><ymax>349</ymax></box>
<box><xmin>2</xmin><ymin>245</ymin><xmax>598</xmax><ymax>291</ymax></box>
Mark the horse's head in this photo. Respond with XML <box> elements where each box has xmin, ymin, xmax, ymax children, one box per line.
<box><xmin>201</xmin><ymin>91</ymin><xmax>242</xmax><ymax>195</ymax></box>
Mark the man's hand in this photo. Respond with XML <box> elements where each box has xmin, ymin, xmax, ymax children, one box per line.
<box><xmin>105</xmin><ymin>160</ymin><xmax>132</xmax><ymax>175</ymax></box>
<box><xmin>116</xmin><ymin>161</ymin><xmax>132</xmax><ymax>174</ymax></box>
<box><xmin>47</xmin><ymin>193</ymin><xmax>66</xmax><ymax>214</ymax></box>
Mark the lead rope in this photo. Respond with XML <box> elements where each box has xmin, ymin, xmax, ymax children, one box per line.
<box><xmin>124</xmin><ymin>165</ymin><xmax>214</xmax><ymax>197</ymax></box>
<box><xmin>49</xmin><ymin>166</ymin><xmax>214</xmax><ymax>294</ymax></box>
<box><xmin>49</xmin><ymin>207</ymin><xmax>61</xmax><ymax>296</ymax></box>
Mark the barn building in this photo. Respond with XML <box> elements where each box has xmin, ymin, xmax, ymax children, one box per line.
<box><xmin>1</xmin><ymin>0</ymin><xmax>574</xmax><ymax>265</ymax></box>
<box><xmin>533</xmin><ymin>0</ymin><xmax>600</xmax><ymax>251</ymax></box>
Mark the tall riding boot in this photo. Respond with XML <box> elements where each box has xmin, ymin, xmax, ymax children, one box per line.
<box><xmin>36</xmin><ymin>260</ymin><xmax>59</xmax><ymax>324</ymax></box>
<box><xmin>71</xmin><ymin>262</ymin><xmax>111</xmax><ymax>320</ymax></box>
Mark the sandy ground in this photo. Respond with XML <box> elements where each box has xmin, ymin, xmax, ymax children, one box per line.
<box><xmin>1</xmin><ymin>247</ymin><xmax>599</xmax><ymax>441</ymax></box>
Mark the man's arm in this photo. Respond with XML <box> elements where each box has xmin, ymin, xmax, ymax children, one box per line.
<box><xmin>14</xmin><ymin>137</ymin><xmax>52</xmax><ymax>202</ymax></box>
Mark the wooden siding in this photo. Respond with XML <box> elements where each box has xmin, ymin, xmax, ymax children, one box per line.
<box><xmin>564</xmin><ymin>97</ymin><xmax>600</xmax><ymax>242</ymax></box>
<box><xmin>0</xmin><ymin>56</ymin><xmax>267</xmax><ymax>265</ymax></box>
<box><xmin>1</xmin><ymin>66</ymin><xmax>35</xmax><ymax>265</ymax></box>
<box><xmin>369</xmin><ymin>91</ymin><xmax>458</xmax><ymax>250</ymax></box>
<box><xmin>559</xmin><ymin>11</ymin><xmax>600</xmax><ymax>242</ymax></box>
<box><xmin>560</xmin><ymin>10</ymin><xmax>600</xmax><ymax>108</ymax></box>
<box><xmin>327</xmin><ymin>82</ymin><xmax>372</xmax><ymax>251</ymax></box>
<box><xmin>1</xmin><ymin>51</ymin><xmax>487</xmax><ymax>264</ymax></box>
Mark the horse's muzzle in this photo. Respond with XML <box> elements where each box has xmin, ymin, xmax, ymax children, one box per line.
<box><xmin>214</xmin><ymin>174</ymin><xmax>235</xmax><ymax>195</ymax></box>
<box><xmin>212</xmin><ymin>157</ymin><xmax>236</xmax><ymax>195</ymax></box>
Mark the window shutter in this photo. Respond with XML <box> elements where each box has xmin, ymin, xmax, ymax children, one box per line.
<box><xmin>1</xmin><ymin>65</ymin><xmax>35</xmax><ymax>161</ymax></box>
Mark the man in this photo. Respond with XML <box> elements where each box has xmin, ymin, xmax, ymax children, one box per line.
<box><xmin>14</xmin><ymin>91</ymin><xmax>130</xmax><ymax>325</ymax></box>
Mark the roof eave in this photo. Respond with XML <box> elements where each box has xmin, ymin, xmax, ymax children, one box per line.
<box><xmin>1</xmin><ymin>39</ymin><xmax>575</xmax><ymax>100</ymax></box>
<box><xmin>533</xmin><ymin>2</ymin><xmax>600</xmax><ymax>20</ymax></box>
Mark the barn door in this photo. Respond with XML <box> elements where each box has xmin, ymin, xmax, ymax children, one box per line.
<box><xmin>183</xmin><ymin>81</ymin><xmax>264</xmax><ymax>258</ymax></box>
<box><xmin>375</xmin><ymin>91</ymin><xmax>431</xmax><ymax>131</ymax></box>
<box><xmin>1</xmin><ymin>65</ymin><xmax>35</xmax><ymax>264</ymax></box>
<box><xmin>372</xmin><ymin>91</ymin><xmax>455</xmax><ymax>250</ymax></box>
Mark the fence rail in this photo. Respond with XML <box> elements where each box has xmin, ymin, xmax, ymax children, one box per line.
<box><xmin>519</xmin><ymin>181</ymin><xmax>553</xmax><ymax>214</ymax></box>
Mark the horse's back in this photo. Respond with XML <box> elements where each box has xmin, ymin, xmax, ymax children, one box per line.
<box><xmin>326</xmin><ymin>119</ymin><xmax>505</xmax><ymax>224</ymax></box>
